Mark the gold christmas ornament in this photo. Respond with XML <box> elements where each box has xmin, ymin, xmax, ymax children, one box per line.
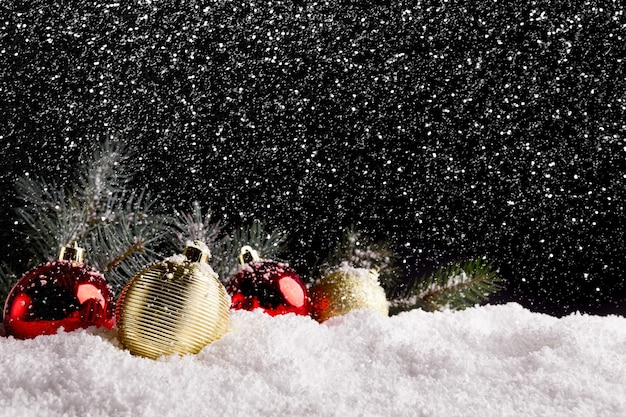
<box><xmin>115</xmin><ymin>241</ymin><xmax>230</xmax><ymax>360</ymax></box>
<box><xmin>310</xmin><ymin>266</ymin><xmax>389</xmax><ymax>322</ymax></box>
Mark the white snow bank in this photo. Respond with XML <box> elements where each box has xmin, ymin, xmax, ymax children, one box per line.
<box><xmin>1</xmin><ymin>303</ymin><xmax>625</xmax><ymax>417</ymax></box>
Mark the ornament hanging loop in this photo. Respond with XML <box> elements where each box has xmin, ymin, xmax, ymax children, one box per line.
<box><xmin>183</xmin><ymin>240</ymin><xmax>211</xmax><ymax>263</ymax></box>
<box><xmin>368</xmin><ymin>266</ymin><xmax>381</xmax><ymax>282</ymax></box>
<box><xmin>238</xmin><ymin>245</ymin><xmax>260</xmax><ymax>264</ymax></box>
<box><xmin>58</xmin><ymin>242</ymin><xmax>85</xmax><ymax>264</ymax></box>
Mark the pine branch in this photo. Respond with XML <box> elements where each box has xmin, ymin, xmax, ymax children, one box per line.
<box><xmin>84</xmin><ymin>198</ymin><xmax>172</xmax><ymax>293</ymax></box>
<box><xmin>389</xmin><ymin>258</ymin><xmax>502</xmax><ymax>314</ymax></box>
<box><xmin>78</xmin><ymin>136</ymin><xmax>132</xmax><ymax>224</ymax></box>
<box><xmin>315</xmin><ymin>226</ymin><xmax>400</xmax><ymax>287</ymax></box>
<box><xmin>103</xmin><ymin>241</ymin><xmax>145</xmax><ymax>274</ymax></box>
<box><xmin>13</xmin><ymin>135</ymin><xmax>171</xmax><ymax>294</ymax></box>
<box><xmin>171</xmin><ymin>201</ymin><xmax>223</xmax><ymax>249</ymax></box>
<box><xmin>169</xmin><ymin>202</ymin><xmax>288</xmax><ymax>282</ymax></box>
<box><xmin>0</xmin><ymin>264</ymin><xmax>18</xmax><ymax>303</ymax></box>
<box><xmin>15</xmin><ymin>176</ymin><xmax>90</xmax><ymax>260</ymax></box>
<box><xmin>211</xmin><ymin>220</ymin><xmax>289</xmax><ymax>282</ymax></box>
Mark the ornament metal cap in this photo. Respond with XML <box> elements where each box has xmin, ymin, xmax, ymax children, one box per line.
<box><xmin>368</xmin><ymin>267</ymin><xmax>380</xmax><ymax>281</ymax></box>
<box><xmin>58</xmin><ymin>242</ymin><xmax>85</xmax><ymax>264</ymax></box>
<box><xmin>182</xmin><ymin>240</ymin><xmax>211</xmax><ymax>263</ymax></box>
<box><xmin>238</xmin><ymin>245</ymin><xmax>260</xmax><ymax>264</ymax></box>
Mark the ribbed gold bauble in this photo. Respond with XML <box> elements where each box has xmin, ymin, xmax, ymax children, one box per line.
<box><xmin>115</xmin><ymin>242</ymin><xmax>230</xmax><ymax>360</ymax></box>
<box><xmin>310</xmin><ymin>267</ymin><xmax>389</xmax><ymax>323</ymax></box>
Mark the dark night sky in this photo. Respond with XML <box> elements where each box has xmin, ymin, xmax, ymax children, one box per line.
<box><xmin>1</xmin><ymin>0</ymin><xmax>625</xmax><ymax>316</ymax></box>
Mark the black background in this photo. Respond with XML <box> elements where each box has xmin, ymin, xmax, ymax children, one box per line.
<box><xmin>1</xmin><ymin>0</ymin><xmax>625</xmax><ymax>316</ymax></box>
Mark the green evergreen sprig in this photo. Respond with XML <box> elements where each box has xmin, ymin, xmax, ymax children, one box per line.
<box><xmin>83</xmin><ymin>197</ymin><xmax>171</xmax><ymax>292</ymax></box>
<box><xmin>210</xmin><ymin>220</ymin><xmax>289</xmax><ymax>283</ymax></box>
<box><xmin>5</xmin><ymin>135</ymin><xmax>503</xmax><ymax>313</ymax></box>
<box><xmin>0</xmin><ymin>265</ymin><xmax>18</xmax><ymax>304</ymax></box>
<box><xmin>171</xmin><ymin>201</ymin><xmax>223</xmax><ymax>249</ymax></box>
<box><xmin>12</xmin><ymin>136</ymin><xmax>171</xmax><ymax>294</ymax></box>
<box><xmin>170</xmin><ymin>203</ymin><xmax>288</xmax><ymax>282</ymax></box>
<box><xmin>315</xmin><ymin>226</ymin><xmax>401</xmax><ymax>287</ymax></box>
<box><xmin>320</xmin><ymin>228</ymin><xmax>502</xmax><ymax>314</ymax></box>
<box><xmin>388</xmin><ymin>258</ymin><xmax>502</xmax><ymax>314</ymax></box>
<box><xmin>15</xmin><ymin>175</ymin><xmax>89</xmax><ymax>261</ymax></box>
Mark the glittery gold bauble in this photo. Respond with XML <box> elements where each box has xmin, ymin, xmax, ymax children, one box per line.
<box><xmin>115</xmin><ymin>241</ymin><xmax>230</xmax><ymax>360</ymax></box>
<box><xmin>309</xmin><ymin>267</ymin><xmax>389</xmax><ymax>322</ymax></box>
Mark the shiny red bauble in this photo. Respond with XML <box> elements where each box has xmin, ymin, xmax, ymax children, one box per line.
<box><xmin>3</xmin><ymin>260</ymin><xmax>115</xmax><ymax>339</ymax></box>
<box><xmin>226</xmin><ymin>260</ymin><xmax>311</xmax><ymax>317</ymax></box>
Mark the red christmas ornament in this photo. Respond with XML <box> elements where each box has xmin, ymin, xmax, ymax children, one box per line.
<box><xmin>3</xmin><ymin>243</ymin><xmax>115</xmax><ymax>339</ymax></box>
<box><xmin>226</xmin><ymin>246</ymin><xmax>310</xmax><ymax>317</ymax></box>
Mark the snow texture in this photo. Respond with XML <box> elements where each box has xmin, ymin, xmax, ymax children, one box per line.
<box><xmin>1</xmin><ymin>1</ymin><xmax>625</xmax><ymax>316</ymax></box>
<box><xmin>0</xmin><ymin>304</ymin><xmax>625</xmax><ymax>417</ymax></box>
<box><xmin>334</xmin><ymin>263</ymin><xmax>382</xmax><ymax>287</ymax></box>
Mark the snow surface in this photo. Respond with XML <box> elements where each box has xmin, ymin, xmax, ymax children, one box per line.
<box><xmin>1</xmin><ymin>303</ymin><xmax>625</xmax><ymax>417</ymax></box>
